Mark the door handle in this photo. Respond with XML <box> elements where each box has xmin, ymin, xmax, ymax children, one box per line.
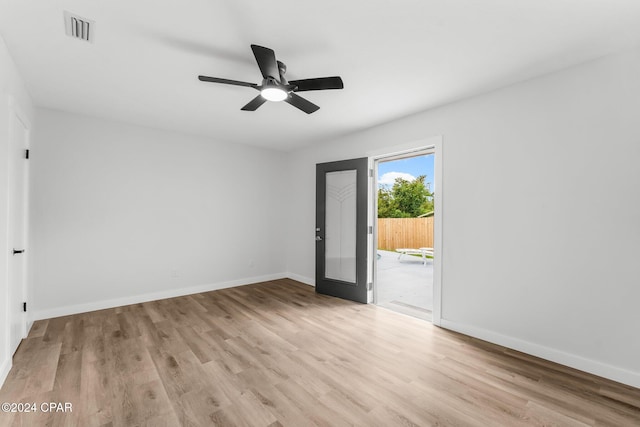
<box><xmin>13</xmin><ymin>249</ymin><xmax>25</xmax><ymax>255</ymax></box>
<box><xmin>315</xmin><ymin>236</ymin><xmax>323</xmax><ymax>241</ymax></box>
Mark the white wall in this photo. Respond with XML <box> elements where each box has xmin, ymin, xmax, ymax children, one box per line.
<box><xmin>0</xmin><ymin>34</ymin><xmax>35</xmax><ymax>386</ymax></box>
<box><xmin>3</xmin><ymin>30</ymin><xmax>639</xmax><ymax>391</ymax></box>
<box><xmin>286</xmin><ymin>48</ymin><xmax>640</xmax><ymax>387</ymax></box>
<box><xmin>30</xmin><ymin>109</ymin><xmax>288</xmax><ymax>319</ymax></box>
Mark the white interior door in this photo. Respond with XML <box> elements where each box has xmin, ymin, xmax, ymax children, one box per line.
<box><xmin>7</xmin><ymin>108</ymin><xmax>29</xmax><ymax>355</ymax></box>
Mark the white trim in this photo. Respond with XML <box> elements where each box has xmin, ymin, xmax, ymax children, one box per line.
<box><xmin>21</xmin><ymin>120</ymin><xmax>31</xmax><ymax>340</ymax></box>
<box><xmin>366</xmin><ymin>135</ymin><xmax>442</xmax><ymax>159</ymax></box>
<box><xmin>25</xmin><ymin>320</ymin><xmax>33</xmax><ymax>335</ymax></box>
<box><xmin>0</xmin><ymin>357</ymin><xmax>11</xmax><ymax>389</ymax></box>
<box><xmin>367</xmin><ymin>157</ymin><xmax>378</xmax><ymax>304</ymax></box>
<box><xmin>6</xmin><ymin>97</ymin><xmax>31</xmax><ymax>359</ymax></box>
<box><xmin>440</xmin><ymin>319</ymin><xmax>640</xmax><ymax>389</ymax></box>
<box><xmin>432</xmin><ymin>137</ymin><xmax>443</xmax><ymax>326</ymax></box>
<box><xmin>285</xmin><ymin>272</ymin><xmax>315</xmax><ymax>286</ymax></box>
<box><xmin>368</xmin><ymin>136</ymin><xmax>443</xmax><ymax>325</ymax></box>
<box><xmin>29</xmin><ymin>273</ymin><xmax>288</xmax><ymax>321</ymax></box>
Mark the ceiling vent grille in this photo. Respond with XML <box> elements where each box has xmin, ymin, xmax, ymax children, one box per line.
<box><xmin>64</xmin><ymin>11</ymin><xmax>94</xmax><ymax>43</ymax></box>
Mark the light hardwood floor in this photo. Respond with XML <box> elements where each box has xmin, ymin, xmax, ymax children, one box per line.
<box><xmin>1</xmin><ymin>279</ymin><xmax>639</xmax><ymax>426</ymax></box>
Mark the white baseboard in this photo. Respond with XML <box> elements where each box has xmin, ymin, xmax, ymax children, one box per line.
<box><xmin>285</xmin><ymin>272</ymin><xmax>314</xmax><ymax>287</ymax></box>
<box><xmin>26</xmin><ymin>320</ymin><xmax>33</xmax><ymax>335</ymax></box>
<box><xmin>439</xmin><ymin>319</ymin><xmax>640</xmax><ymax>389</ymax></box>
<box><xmin>30</xmin><ymin>273</ymin><xmax>289</xmax><ymax>321</ymax></box>
<box><xmin>0</xmin><ymin>356</ymin><xmax>11</xmax><ymax>389</ymax></box>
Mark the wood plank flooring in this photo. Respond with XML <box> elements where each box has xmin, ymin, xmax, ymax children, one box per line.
<box><xmin>1</xmin><ymin>279</ymin><xmax>639</xmax><ymax>426</ymax></box>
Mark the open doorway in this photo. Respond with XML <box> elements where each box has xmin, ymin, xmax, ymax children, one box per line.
<box><xmin>374</xmin><ymin>151</ymin><xmax>435</xmax><ymax>321</ymax></box>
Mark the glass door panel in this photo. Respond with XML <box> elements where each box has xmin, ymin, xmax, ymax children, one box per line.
<box><xmin>325</xmin><ymin>170</ymin><xmax>357</xmax><ymax>283</ymax></box>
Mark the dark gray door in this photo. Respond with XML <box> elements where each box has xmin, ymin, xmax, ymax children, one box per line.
<box><xmin>315</xmin><ymin>158</ymin><xmax>368</xmax><ymax>303</ymax></box>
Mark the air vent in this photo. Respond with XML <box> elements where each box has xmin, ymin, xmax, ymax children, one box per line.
<box><xmin>64</xmin><ymin>11</ymin><xmax>94</xmax><ymax>43</ymax></box>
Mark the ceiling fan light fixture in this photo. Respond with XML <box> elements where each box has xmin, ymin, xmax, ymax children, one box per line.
<box><xmin>198</xmin><ymin>44</ymin><xmax>342</xmax><ymax>113</ymax></box>
<box><xmin>261</xmin><ymin>87</ymin><xmax>287</xmax><ymax>102</ymax></box>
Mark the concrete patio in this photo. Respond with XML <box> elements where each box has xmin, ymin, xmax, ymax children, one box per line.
<box><xmin>375</xmin><ymin>249</ymin><xmax>433</xmax><ymax>321</ymax></box>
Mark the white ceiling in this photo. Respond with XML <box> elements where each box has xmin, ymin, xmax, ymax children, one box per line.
<box><xmin>2</xmin><ymin>0</ymin><xmax>640</xmax><ymax>151</ymax></box>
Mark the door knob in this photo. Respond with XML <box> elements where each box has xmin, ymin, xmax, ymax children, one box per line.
<box><xmin>12</xmin><ymin>249</ymin><xmax>25</xmax><ymax>255</ymax></box>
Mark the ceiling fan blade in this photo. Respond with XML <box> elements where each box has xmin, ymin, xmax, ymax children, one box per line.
<box><xmin>251</xmin><ymin>44</ymin><xmax>280</xmax><ymax>82</ymax></box>
<box><xmin>289</xmin><ymin>76</ymin><xmax>344</xmax><ymax>92</ymax></box>
<box><xmin>286</xmin><ymin>93</ymin><xmax>320</xmax><ymax>114</ymax></box>
<box><xmin>198</xmin><ymin>75</ymin><xmax>258</xmax><ymax>89</ymax></box>
<box><xmin>241</xmin><ymin>95</ymin><xmax>267</xmax><ymax>111</ymax></box>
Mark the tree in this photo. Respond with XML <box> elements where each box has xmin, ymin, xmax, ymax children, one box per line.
<box><xmin>377</xmin><ymin>175</ymin><xmax>433</xmax><ymax>218</ymax></box>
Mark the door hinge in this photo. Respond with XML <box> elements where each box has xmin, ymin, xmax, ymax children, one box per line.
<box><xmin>367</xmin><ymin>282</ymin><xmax>373</xmax><ymax>290</ymax></box>
<box><xmin>368</xmin><ymin>226</ymin><xmax>373</xmax><ymax>234</ymax></box>
<box><xmin>25</xmin><ymin>149</ymin><xmax>29</xmax><ymax>159</ymax></box>
<box><xmin>369</xmin><ymin>169</ymin><xmax>373</xmax><ymax>178</ymax></box>
<box><xmin>23</xmin><ymin>302</ymin><xmax>27</xmax><ymax>312</ymax></box>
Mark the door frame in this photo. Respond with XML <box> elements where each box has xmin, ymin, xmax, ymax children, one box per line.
<box><xmin>7</xmin><ymin>96</ymin><xmax>31</xmax><ymax>348</ymax></box>
<box><xmin>367</xmin><ymin>136</ymin><xmax>443</xmax><ymax>325</ymax></box>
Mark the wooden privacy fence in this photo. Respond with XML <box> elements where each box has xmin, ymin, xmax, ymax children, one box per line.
<box><xmin>377</xmin><ymin>217</ymin><xmax>434</xmax><ymax>250</ymax></box>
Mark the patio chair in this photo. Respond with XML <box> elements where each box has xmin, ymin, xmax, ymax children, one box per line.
<box><xmin>395</xmin><ymin>247</ymin><xmax>433</xmax><ymax>266</ymax></box>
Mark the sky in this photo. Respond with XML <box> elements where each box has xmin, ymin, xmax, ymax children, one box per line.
<box><xmin>378</xmin><ymin>154</ymin><xmax>435</xmax><ymax>191</ymax></box>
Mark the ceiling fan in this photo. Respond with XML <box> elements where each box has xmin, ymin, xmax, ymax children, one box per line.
<box><xmin>198</xmin><ymin>44</ymin><xmax>344</xmax><ymax>114</ymax></box>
